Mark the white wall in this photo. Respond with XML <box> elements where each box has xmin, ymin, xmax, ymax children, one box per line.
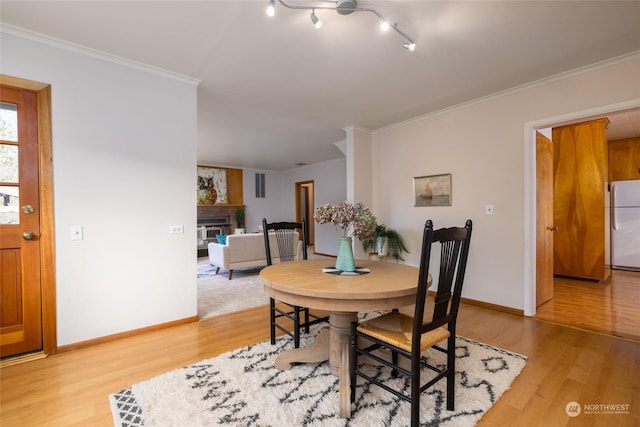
<box><xmin>242</xmin><ymin>168</ymin><xmax>283</xmax><ymax>232</ymax></box>
<box><xmin>241</xmin><ymin>160</ymin><xmax>347</xmax><ymax>254</ymax></box>
<box><xmin>1</xmin><ymin>31</ymin><xmax>199</xmax><ymax>346</ymax></box>
<box><xmin>280</xmin><ymin>158</ymin><xmax>347</xmax><ymax>255</ymax></box>
<box><xmin>372</xmin><ymin>53</ymin><xmax>640</xmax><ymax>311</ymax></box>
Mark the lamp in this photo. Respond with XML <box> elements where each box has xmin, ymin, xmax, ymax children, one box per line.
<box><xmin>310</xmin><ymin>10</ymin><xmax>322</xmax><ymax>29</ymax></box>
<box><xmin>265</xmin><ymin>0</ymin><xmax>415</xmax><ymax>51</ymax></box>
<box><xmin>266</xmin><ymin>0</ymin><xmax>275</xmax><ymax>16</ymax></box>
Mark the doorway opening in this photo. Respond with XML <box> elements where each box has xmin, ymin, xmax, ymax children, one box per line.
<box><xmin>524</xmin><ymin>99</ymin><xmax>640</xmax><ymax>332</ymax></box>
<box><xmin>295</xmin><ymin>181</ymin><xmax>314</xmax><ymax>247</ymax></box>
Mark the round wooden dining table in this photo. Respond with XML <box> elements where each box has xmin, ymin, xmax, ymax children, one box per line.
<box><xmin>260</xmin><ymin>258</ymin><xmax>425</xmax><ymax>418</ymax></box>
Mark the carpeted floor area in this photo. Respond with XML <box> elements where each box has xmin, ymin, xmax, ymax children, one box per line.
<box><xmin>197</xmin><ymin>250</ymin><xmax>332</xmax><ymax>319</ymax></box>
<box><xmin>197</xmin><ymin>258</ymin><xmax>269</xmax><ymax>319</ymax></box>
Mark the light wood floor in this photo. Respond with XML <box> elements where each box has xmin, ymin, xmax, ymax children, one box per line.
<box><xmin>1</xmin><ymin>303</ymin><xmax>638</xmax><ymax>426</ymax></box>
<box><xmin>536</xmin><ymin>269</ymin><xmax>640</xmax><ymax>341</ymax></box>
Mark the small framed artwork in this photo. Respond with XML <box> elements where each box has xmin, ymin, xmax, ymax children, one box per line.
<box><xmin>413</xmin><ymin>173</ymin><xmax>452</xmax><ymax>207</ymax></box>
<box><xmin>197</xmin><ymin>165</ymin><xmax>229</xmax><ymax>205</ymax></box>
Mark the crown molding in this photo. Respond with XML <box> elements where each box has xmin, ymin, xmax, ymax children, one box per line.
<box><xmin>375</xmin><ymin>50</ymin><xmax>640</xmax><ymax>134</ymax></box>
<box><xmin>1</xmin><ymin>24</ymin><xmax>201</xmax><ymax>86</ymax></box>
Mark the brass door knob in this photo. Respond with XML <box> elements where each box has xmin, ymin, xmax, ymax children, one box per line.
<box><xmin>22</xmin><ymin>205</ymin><xmax>34</xmax><ymax>214</ymax></box>
<box><xmin>23</xmin><ymin>231</ymin><xmax>35</xmax><ymax>240</ymax></box>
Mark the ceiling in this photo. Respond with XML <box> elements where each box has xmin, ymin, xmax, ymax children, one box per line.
<box><xmin>2</xmin><ymin>1</ymin><xmax>640</xmax><ymax>170</ymax></box>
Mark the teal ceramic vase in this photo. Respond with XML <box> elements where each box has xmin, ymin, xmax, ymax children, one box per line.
<box><xmin>335</xmin><ymin>237</ymin><xmax>356</xmax><ymax>272</ymax></box>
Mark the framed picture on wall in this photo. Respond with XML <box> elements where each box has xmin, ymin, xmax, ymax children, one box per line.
<box><xmin>413</xmin><ymin>173</ymin><xmax>452</xmax><ymax>207</ymax></box>
<box><xmin>197</xmin><ymin>165</ymin><xmax>229</xmax><ymax>205</ymax></box>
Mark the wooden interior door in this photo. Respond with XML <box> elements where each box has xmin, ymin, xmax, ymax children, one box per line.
<box><xmin>0</xmin><ymin>85</ymin><xmax>43</xmax><ymax>357</ymax></box>
<box><xmin>552</xmin><ymin>118</ymin><xmax>609</xmax><ymax>281</ymax></box>
<box><xmin>536</xmin><ymin>131</ymin><xmax>554</xmax><ymax>305</ymax></box>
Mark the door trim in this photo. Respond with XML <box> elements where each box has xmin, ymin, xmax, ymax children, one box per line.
<box><xmin>295</xmin><ymin>181</ymin><xmax>314</xmax><ymax>245</ymax></box>
<box><xmin>523</xmin><ymin>98</ymin><xmax>640</xmax><ymax>317</ymax></box>
<box><xmin>1</xmin><ymin>75</ymin><xmax>57</xmax><ymax>355</ymax></box>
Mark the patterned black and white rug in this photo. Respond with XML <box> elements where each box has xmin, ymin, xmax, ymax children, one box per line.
<box><xmin>110</xmin><ymin>331</ymin><xmax>526</xmax><ymax>426</ymax></box>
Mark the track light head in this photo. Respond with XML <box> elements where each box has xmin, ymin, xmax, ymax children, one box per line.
<box><xmin>310</xmin><ymin>10</ymin><xmax>322</xmax><ymax>29</ymax></box>
<box><xmin>403</xmin><ymin>41</ymin><xmax>416</xmax><ymax>52</ymax></box>
<box><xmin>266</xmin><ymin>0</ymin><xmax>275</xmax><ymax>17</ymax></box>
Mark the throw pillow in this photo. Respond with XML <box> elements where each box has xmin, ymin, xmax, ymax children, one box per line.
<box><xmin>215</xmin><ymin>234</ymin><xmax>227</xmax><ymax>245</ymax></box>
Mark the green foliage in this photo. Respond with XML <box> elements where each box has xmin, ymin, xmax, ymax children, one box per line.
<box><xmin>234</xmin><ymin>207</ymin><xmax>245</xmax><ymax>228</ymax></box>
<box><xmin>362</xmin><ymin>224</ymin><xmax>409</xmax><ymax>261</ymax></box>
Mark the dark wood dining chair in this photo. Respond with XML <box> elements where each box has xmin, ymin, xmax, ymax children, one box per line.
<box><xmin>350</xmin><ymin>219</ymin><xmax>473</xmax><ymax>426</ymax></box>
<box><xmin>262</xmin><ymin>218</ymin><xmax>328</xmax><ymax>348</ymax></box>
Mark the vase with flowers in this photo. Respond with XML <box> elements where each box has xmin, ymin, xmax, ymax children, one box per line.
<box><xmin>314</xmin><ymin>201</ymin><xmax>377</xmax><ymax>272</ymax></box>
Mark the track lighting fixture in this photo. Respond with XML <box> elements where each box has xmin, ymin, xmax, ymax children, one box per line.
<box><xmin>265</xmin><ymin>0</ymin><xmax>415</xmax><ymax>51</ymax></box>
<box><xmin>266</xmin><ymin>0</ymin><xmax>275</xmax><ymax>17</ymax></box>
<box><xmin>310</xmin><ymin>10</ymin><xmax>322</xmax><ymax>29</ymax></box>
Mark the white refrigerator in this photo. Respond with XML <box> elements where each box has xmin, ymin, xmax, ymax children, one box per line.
<box><xmin>611</xmin><ymin>179</ymin><xmax>640</xmax><ymax>271</ymax></box>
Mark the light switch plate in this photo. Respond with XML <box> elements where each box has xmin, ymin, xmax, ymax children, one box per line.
<box><xmin>71</xmin><ymin>225</ymin><xmax>83</xmax><ymax>240</ymax></box>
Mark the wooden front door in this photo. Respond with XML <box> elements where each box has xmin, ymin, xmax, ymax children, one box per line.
<box><xmin>0</xmin><ymin>85</ymin><xmax>43</xmax><ymax>357</ymax></box>
<box><xmin>536</xmin><ymin>131</ymin><xmax>554</xmax><ymax>305</ymax></box>
<box><xmin>552</xmin><ymin>118</ymin><xmax>609</xmax><ymax>281</ymax></box>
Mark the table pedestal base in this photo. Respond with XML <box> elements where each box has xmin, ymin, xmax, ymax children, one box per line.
<box><xmin>273</xmin><ymin>311</ymin><xmax>357</xmax><ymax>418</ymax></box>
<box><xmin>274</xmin><ymin>327</ymin><xmax>330</xmax><ymax>370</ymax></box>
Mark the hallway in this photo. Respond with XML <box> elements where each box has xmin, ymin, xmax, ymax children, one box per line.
<box><xmin>535</xmin><ymin>269</ymin><xmax>640</xmax><ymax>341</ymax></box>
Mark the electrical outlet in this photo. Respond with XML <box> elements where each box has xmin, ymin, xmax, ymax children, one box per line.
<box><xmin>485</xmin><ymin>204</ymin><xmax>494</xmax><ymax>215</ymax></box>
<box><xmin>169</xmin><ymin>225</ymin><xmax>184</xmax><ymax>234</ymax></box>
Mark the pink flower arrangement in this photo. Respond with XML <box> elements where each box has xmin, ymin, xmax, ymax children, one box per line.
<box><xmin>314</xmin><ymin>201</ymin><xmax>377</xmax><ymax>240</ymax></box>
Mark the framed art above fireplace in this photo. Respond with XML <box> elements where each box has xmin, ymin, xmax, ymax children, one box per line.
<box><xmin>197</xmin><ymin>165</ymin><xmax>228</xmax><ymax>205</ymax></box>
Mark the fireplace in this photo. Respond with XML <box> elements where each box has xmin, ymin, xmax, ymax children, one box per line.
<box><xmin>197</xmin><ymin>205</ymin><xmax>246</xmax><ymax>256</ymax></box>
<box><xmin>197</xmin><ymin>215</ymin><xmax>231</xmax><ymax>252</ymax></box>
